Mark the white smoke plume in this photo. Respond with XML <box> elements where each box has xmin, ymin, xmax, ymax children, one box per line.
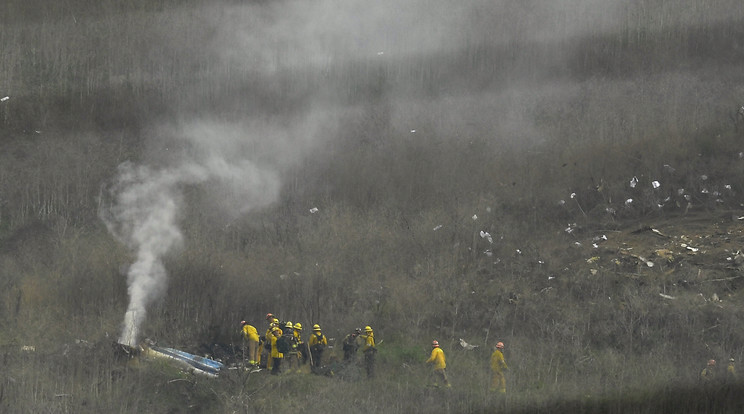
<box><xmin>102</xmin><ymin>123</ymin><xmax>282</xmax><ymax>347</ymax></box>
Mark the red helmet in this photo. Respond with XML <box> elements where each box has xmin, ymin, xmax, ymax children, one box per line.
<box><xmin>240</xmin><ymin>320</ymin><xmax>247</xmax><ymax>326</ymax></box>
<box><xmin>265</xmin><ymin>313</ymin><xmax>274</xmax><ymax>320</ymax></box>
<box><xmin>432</xmin><ymin>340</ymin><xmax>439</xmax><ymax>347</ymax></box>
<box><xmin>496</xmin><ymin>342</ymin><xmax>504</xmax><ymax>349</ymax></box>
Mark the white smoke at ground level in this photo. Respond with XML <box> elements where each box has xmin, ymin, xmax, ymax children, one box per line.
<box><xmin>103</xmin><ymin>138</ymin><xmax>282</xmax><ymax>346</ymax></box>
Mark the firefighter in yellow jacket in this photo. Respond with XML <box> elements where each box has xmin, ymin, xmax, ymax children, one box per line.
<box><xmin>308</xmin><ymin>324</ymin><xmax>328</xmax><ymax>367</ymax></box>
<box><xmin>490</xmin><ymin>342</ymin><xmax>508</xmax><ymax>393</ymax></box>
<box><xmin>426</xmin><ymin>340</ymin><xmax>450</xmax><ymax>388</ymax></box>
<box><xmin>270</xmin><ymin>327</ymin><xmax>284</xmax><ymax>375</ymax></box>
<box><xmin>263</xmin><ymin>318</ymin><xmax>281</xmax><ymax>370</ymax></box>
<box><xmin>240</xmin><ymin>321</ymin><xmax>260</xmax><ymax>367</ymax></box>
<box><xmin>294</xmin><ymin>322</ymin><xmax>309</xmax><ymax>366</ymax></box>
<box><xmin>361</xmin><ymin>326</ymin><xmax>377</xmax><ymax>378</ymax></box>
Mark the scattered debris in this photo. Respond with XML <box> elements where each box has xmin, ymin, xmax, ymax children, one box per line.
<box><xmin>309</xmin><ymin>207</ymin><xmax>319</xmax><ymax>214</ymax></box>
<box><xmin>659</xmin><ymin>293</ymin><xmax>676</xmax><ymax>300</ymax></box>
<box><xmin>630</xmin><ymin>176</ymin><xmax>639</xmax><ymax>188</ymax></box>
<box><xmin>459</xmin><ymin>338</ymin><xmax>478</xmax><ymax>350</ymax></box>
<box><xmin>433</xmin><ymin>224</ymin><xmax>443</xmax><ymax>231</ymax></box>
<box><xmin>480</xmin><ymin>231</ymin><xmax>493</xmax><ymax>243</ymax></box>
<box><xmin>0</xmin><ymin>96</ymin><xmax>9</xmax><ymax>102</ymax></box>
<box><xmin>680</xmin><ymin>244</ymin><xmax>699</xmax><ymax>253</ymax></box>
<box><xmin>631</xmin><ymin>226</ymin><xmax>669</xmax><ymax>238</ymax></box>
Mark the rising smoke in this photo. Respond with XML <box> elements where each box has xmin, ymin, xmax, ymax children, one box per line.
<box><xmin>100</xmin><ymin>0</ymin><xmax>737</xmax><ymax>347</ymax></box>
<box><xmin>99</xmin><ymin>0</ymin><xmax>625</xmax><ymax>347</ymax></box>
<box><xmin>101</xmin><ymin>122</ymin><xmax>282</xmax><ymax>347</ymax></box>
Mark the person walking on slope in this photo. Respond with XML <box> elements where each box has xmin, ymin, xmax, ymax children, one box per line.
<box><xmin>727</xmin><ymin>358</ymin><xmax>737</xmax><ymax>382</ymax></box>
<box><xmin>308</xmin><ymin>324</ymin><xmax>328</xmax><ymax>368</ymax></box>
<box><xmin>701</xmin><ymin>359</ymin><xmax>717</xmax><ymax>383</ymax></box>
<box><xmin>269</xmin><ymin>327</ymin><xmax>284</xmax><ymax>375</ymax></box>
<box><xmin>426</xmin><ymin>340</ymin><xmax>450</xmax><ymax>388</ymax></box>
<box><xmin>240</xmin><ymin>321</ymin><xmax>260</xmax><ymax>367</ymax></box>
<box><xmin>361</xmin><ymin>326</ymin><xmax>377</xmax><ymax>378</ymax></box>
<box><xmin>490</xmin><ymin>342</ymin><xmax>509</xmax><ymax>393</ymax></box>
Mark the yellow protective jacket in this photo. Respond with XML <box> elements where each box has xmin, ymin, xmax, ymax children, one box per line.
<box><xmin>270</xmin><ymin>334</ymin><xmax>283</xmax><ymax>359</ymax></box>
<box><xmin>426</xmin><ymin>347</ymin><xmax>446</xmax><ymax>370</ymax></box>
<box><xmin>242</xmin><ymin>324</ymin><xmax>259</xmax><ymax>342</ymax></box>
<box><xmin>362</xmin><ymin>333</ymin><xmax>375</xmax><ymax>352</ymax></box>
<box><xmin>309</xmin><ymin>332</ymin><xmax>327</xmax><ymax>347</ymax></box>
<box><xmin>294</xmin><ymin>330</ymin><xmax>303</xmax><ymax>344</ymax></box>
<box><xmin>491</xmin><ymin>349</ymin><xmax>508</xmax><ymax>373</ymax></box>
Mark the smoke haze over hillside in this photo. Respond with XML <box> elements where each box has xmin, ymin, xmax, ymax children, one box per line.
<box><xmin>99</xmin><ymin>0</ymin><xmax>744</xmax><ymax>346</ymax></box>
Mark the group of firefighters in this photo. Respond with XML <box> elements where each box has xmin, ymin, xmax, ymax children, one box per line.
<box><xmin>700</xmin><ymin>358</ymin><xmax>737</xmax><ymax>383</ymax></box>
<box><xmin>240</xmin><ymin>313</ymin><xmax>378</xmax><ymax>378</ymax></box>
<box><xmin>240</xmin><ymin>312</ymin><xmax>509</xmax><ymax>392</ymax></box>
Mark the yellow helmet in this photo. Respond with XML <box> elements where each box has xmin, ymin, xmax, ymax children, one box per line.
<box><xmin>272</xmin><ymin>318</ymin><xmax>279</xmax><ymax>324</ymax></box>
<box><xmin>365</xmin><ymin>326</ymin><xmax>373</xmax><ymax>332</ymax></box>
<box><xmin>285</xmin><ymin>321</ymin><xmax>294</xmax><ymax>328</ymax></box>
<box><xmin>313</xmin><ymin>324</ymin><xmax>321</xmax><ymax>331</ymax></box>
<box><xmin>294</xmin><ymin>323</ymin><xmax>303</xmax><ymax>330</ymax></box>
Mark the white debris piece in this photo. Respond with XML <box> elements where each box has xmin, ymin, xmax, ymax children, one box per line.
<box><xmin>433</xmin><ymin>224</ymin><xmax>443</xmax><ymax>231</ymax></box>
<box><xmin>570</xmin><ymin>192</ymin><xmax>576</xmax><ymax>199</ymax></box>
<box><xmin>637</xmin><ymin>256</ymin><xmax>654</xmax><ymax>267</ymax></box>
<box><xmin>309</xmin><ymin>207</ymin><xmax>319</xmax><ymax>213</ymax></box>
<box><xmin>659</xmin><ymin>293</ymin><xmax>676</xmax><ymax>300</ymax></box>
<box><xmin>479</xmin><ymin>231</ymin><xmax>493</xmax><ymax>244</ymax></box>
<box><xmin>652</xmin><ymin>181</ymin><xmax>661</xmax><ymax>189</ymax></box>
<box><xmin>630</xmin><ymin>176</ymin><xmax>638</xmax><ymax>188</ymax></box>
<box><xmin>410</xmin><ymin>129</ymin><xmax>416</xmax><ymax>133</ymax></box>
<box><xmin>625</xmin><ymin>198</ymin><xmax>633</xmax><ymax>206</ymax></box>
<box><xmin>459</xmin><ymin>338</ymin><xmax>478</xmax><ymax>350</ymax></box>
<box><xmin>472</xmin><ymin>214</ymin><xmax>478</xmax><ymax>220</ymax></box>
<box><xmin>680</xmin><ymin>244</ymin><xmax>699</xmax><ymax>252</ymax></box>
<box><xmin>725</xmin><ymin>184</ymin><xmax>732</xmax><ymax>190</ymax></box>
<box><xmin>0</xmin><ymin>96</ymin><xmax>9</xmax><ymax>102</ymax></box>
<box><xmin>558</xmin><ymin>199</ymin><xmax>566</xmax><ymax>206</ymax></box>
<box><xmin>701</xmin><ymin>174</ymin><xmax>708</xmax><ymax>181</ymax></box>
